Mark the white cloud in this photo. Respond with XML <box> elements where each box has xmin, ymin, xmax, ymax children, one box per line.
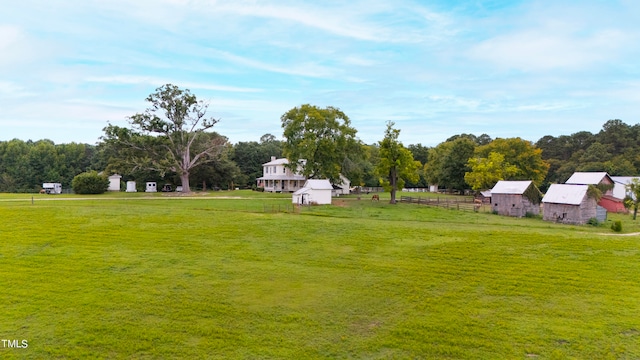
<box><xmin>85</xmin><ymin>75</ymin><xmax>262</xmax><ymax>93</ymax></box>
<box><xmin>469</xmin><ymin>28</ymin><xmax>630</xmax><ymax>71</ymax></box>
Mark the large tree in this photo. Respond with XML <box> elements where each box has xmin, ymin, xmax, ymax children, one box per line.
<box><xmin>376</xmin><ymin>121</ymin><xmax>420</xmax><ymax>204</ymax></box>
<box><xmin>103</xmin><ymin>84</ymin><xmax>226</xmax><ymax>192</ymax></box>
<box><xmin>281</xmin><ymin>104</ymin><xmax>361</xmax><ymax>184</ymax></box>
<box><xmin>424</xmin><ymin>136</ymin><xmax>476</xmax><ymax>192</ymax></box>
<box><xmin>468</xmin><ymin>137</ymin><xmax>549</xmax><ymax>186</ymax></box>
<box><xmin>231</xmin><ymin>133</ymin><xmax>283</xmax><ymax>187</ymax></box>
<box><xmin>464</xmin><ymin>152</ymin><xmax>518</xmax><ymax>190</ymax></box>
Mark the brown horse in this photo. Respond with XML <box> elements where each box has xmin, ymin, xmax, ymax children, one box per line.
<box><xmin>371</xmin><ymin>194</ymin><xmax>380</xmax><ymax>201</ymax></box>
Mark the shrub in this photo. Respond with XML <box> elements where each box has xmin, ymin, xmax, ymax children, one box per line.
<box><xmin>72</xmin><ymin>171</ymin><xmax>109</xmax><ymax>194</ymax></box>
<box><xmin>586</xmin><ymin>218</ymin><xmax>600</xmax><ymax>226</ymax></box>
<box><xmin>256</xmin><ymin>186</ymin><xmax>265</xmax><ymax>192</ymax></box>
<box><xmin>611</xmin><ymin>220</ymin><xmax>622</xmax><ymax>232</ymax></box>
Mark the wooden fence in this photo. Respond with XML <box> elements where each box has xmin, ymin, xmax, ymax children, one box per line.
<box><xmin>400</xmin><ymin>196</ymin><xmax>487</xmax><ymax>212</ymax></box>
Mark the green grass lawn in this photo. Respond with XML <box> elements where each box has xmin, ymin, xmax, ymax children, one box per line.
<box><xmin>1</xmin><ymin>191</ymin><xmax>639</xmax><ymax>359</ymax></box>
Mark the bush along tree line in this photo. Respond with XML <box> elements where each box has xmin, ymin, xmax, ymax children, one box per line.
<box><xmin>0</xmin><ymin>84</ymin><xmax>639</xmax><ymax>195</ymax></box>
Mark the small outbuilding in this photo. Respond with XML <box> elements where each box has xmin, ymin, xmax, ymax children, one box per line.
<box><xmin>490</xmin><ymin>180</ymin><xmax>542</xmax><ymax>217</ymax></box>
<box><xmin>108</xmin><ymin>174</ymin><xmax>122</xmax><ymax>191</ymax></box>
<box><xmin>542</xmin><ymin>184</ymin><xmax>606</xmax><ymax>225</ymax></box>
<box><xmin>475</xmin><ymin>190</ymin><xmax>492</xmax><ymax>204</ymax></box>
<box><xmin>126</xmin><ymin>181</ymin><xmax>137</xmax><ymax>192</ymax></box>
<box><xmin>565</xmin><ymin>171</ymin><xmax>621</xmax><ymax>213</ymax></box>
<box><xmin>145</xmin><ymin>182</ymin><xmax>157</xmax><ymax>193</ymax></box>
<box><xmin>292</xmin><ymin>179</ymin><xmax>333</xmax><ymax>205</ymax></box>
<box><xmin>42</xmin><ymin>182</ymin><xmax>62</xmax><ymax>194</ymax></box>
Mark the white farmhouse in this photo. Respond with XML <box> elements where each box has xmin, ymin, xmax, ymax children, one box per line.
<box><xmin>256</xmin><ymin>157</ymin><xmax>350</xmax><ymax>195</ymax></box>
<box><xmin>256</xmin><ymin>156</ymin><xmax>307</xmax><ymax>193</ymax></box>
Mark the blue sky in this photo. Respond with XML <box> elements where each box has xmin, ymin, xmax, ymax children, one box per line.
<box><xmin>1</xmin><ymin>0</ymin><xmax>639</xmax><ymax>146</ymax></box>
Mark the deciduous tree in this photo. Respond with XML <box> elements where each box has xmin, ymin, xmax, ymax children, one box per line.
<box><xmin>625</xmin><ymin>178</ymin><xmax>640</xmax><ymax>220</ymax></box>
<box><xmin>376</xmin><ymin>122</ymin><xmax>420</xmax><ymax>204</ymax></box>
<box><xmin>470</xmin><ymin>137</ymin><xmax>549</xmax><ymax>186</ymax></box>
<box><xmin>464</xmin><ymin>152</ymin><xmax>518</xmax><ymax>190</ymax></box>
<box><xmin>103</xmin><ymin>84</ymin><xmax>226</xmax><ymax>192</ymax></box>
<box><xmin>281</xmin><ymin>104</ymin><xmax>361</xmax><ymax>184</ymax></box>
<box><xmin>424</xmin><ymin>137</ymin><xmax>475</xmax><ymax>192</ymax></box>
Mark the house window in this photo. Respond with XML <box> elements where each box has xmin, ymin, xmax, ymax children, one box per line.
<box><xmin>273</xmin><ymin>166</ymin><xmax>276</xmax><ymax>173</ymax></box>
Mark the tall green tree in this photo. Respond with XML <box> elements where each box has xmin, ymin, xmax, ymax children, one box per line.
<box><xmin>231</xmin><ymin>133</ymin><xmax>284</xmax><ymax>187</ymax></box>
<box><xmin>103</xmin><ymin>84</ymin><xmax>226</xmax><ymax>192</ymax></box>
<box><xmin>471</xmin><ymin>137</ymin><xmax>549</xmax><ymax>186</ymax></box>
<box><xmin>424</xmin><ymin>136</ymin><xmax>475</xmax><ymax>192</ymax></box>
<box><xmin>625</xmin><ymin>178</ymin><xmax>640</xmax><ymax>220</ymax></box>
<box><xmin>281</xmin><ymin>104</ymin><xmax>361</xmax><ymax>184</ymax></box>
<box><xmin>464</xmin><ymin>152</ymin><xmax>518</xmax><ymax>190</ymax></box>
<box><xmin>376</xmin><ymin>122</ymin><xmax>420</xmax><ymax>204</ymax></box>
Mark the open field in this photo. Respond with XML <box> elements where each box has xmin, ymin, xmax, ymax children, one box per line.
<box><xmin>1</xmin><ymin>191</ymin><xmax>639</xmax><ymax>359</ymax></box>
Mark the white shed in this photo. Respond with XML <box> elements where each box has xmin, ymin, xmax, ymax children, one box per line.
<box><xmin>108</xmin><ymin>174</ymin><xmax>122</xmax><ymax>191</ymax></box>
<box><xmin>126</xmin><ymin>181</ymin><xmax>137</xmax><ymax>192</ymax></box>
<box><xmin>292</xmin><ymin>179</ymin><xmax>333</xmax><ymax>205</ymax></box>
<box><xmin>145</xmin><ymin>182</ymin><xmax>157</xmax><ymax>192</ymax></box>
<box><xmin>42</xmin><ymin>183</ymin><xmax>62</xmax><ymax>194</ymax></box>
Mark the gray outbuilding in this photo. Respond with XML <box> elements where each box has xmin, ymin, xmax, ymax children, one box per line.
<box><xmin>490</xmin><ymin>180</ymin><xmax>542</xmax><ymax>217</ymax></box>
<box><xmin>542</xmin><ymin>184</ymin><xmax>606</xmax><ymax>224</ymax></box>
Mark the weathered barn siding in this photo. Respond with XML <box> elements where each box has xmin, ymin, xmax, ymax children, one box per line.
<box><xmin>542</xmin><ymin>197</ymin><xmax>598</xmax><ymax>225</ymax></box>
<box><xmin>492</xmin><ymin>194</ymin><xmax>540</xmax><ymax>217</ymax></box>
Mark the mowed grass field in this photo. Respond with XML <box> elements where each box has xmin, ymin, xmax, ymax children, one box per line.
<box><xmin>1</xmin><ymin>191</ymin><xmax>639</xmax><ymax>359</ymax></box>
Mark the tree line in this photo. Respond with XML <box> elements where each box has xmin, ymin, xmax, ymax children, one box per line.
<box><xmin>1</xmin><ymin>84</ymin><xmax>638</xmax><ymax>194</ymax></box>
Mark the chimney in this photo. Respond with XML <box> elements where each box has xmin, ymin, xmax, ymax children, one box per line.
<box><xmin>271</xmin><ymin>156</ymin><xmax>276</xmax><ymax>161</ymax></box>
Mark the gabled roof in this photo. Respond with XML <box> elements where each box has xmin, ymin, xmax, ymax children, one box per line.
<box><xmin>263</xmin><ymin>158</ymin><xmax>289</xmax><ymax>166</ymax></box>
<box><xmin>542</xmin><ymin>184</ymin><xmax>588</xmax><ymax>205</ymax></box>
<box><xmin>611</xmin><ymin>176</ymin><xmax>640</xmax><ymax>185</ymax></box>
<box><xmin>293</xmin><ymin>187</ymin><xmax>310</xmax><ymax>195</ymax></box>
<box><xmin>565</xmin><ymin>172</ymin><xmax>612</xmax><ymax>185</ymax></box>
<box><xmin>490</xmin><ymin>180</ymin><xmax>534</xmax><ymax>195</ymax></box>
<box><xmin>304</xmin><ymin>179</ymin><xmax>333</xmax><ymax>190</ymax></box>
